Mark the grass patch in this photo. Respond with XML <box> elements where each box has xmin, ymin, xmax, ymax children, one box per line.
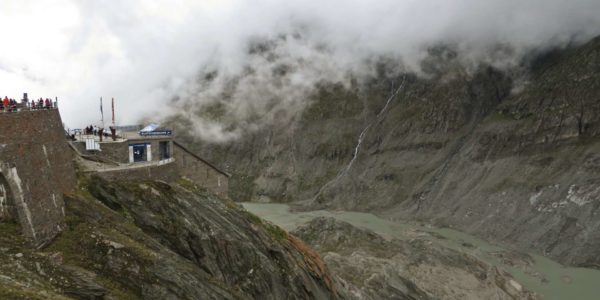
<box><xmin>264</xmin><ymin>222</ymin><xmax>288</xmax><ymax>242</ymax></box>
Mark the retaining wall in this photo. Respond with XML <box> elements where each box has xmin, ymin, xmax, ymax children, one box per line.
<box><xmin>92</xmin><ymin>160</ymin><xmax>179</xmax><ymax>183</ymax></box>
<box><xmin>0</xmin><ymin>109</ymin><xmax>76</xmax><ymax>247</ymax></box>
<box><xmin>173</xmin><ymin>142</ymin><xmax>229</xmax><ymax>198</ymax></box>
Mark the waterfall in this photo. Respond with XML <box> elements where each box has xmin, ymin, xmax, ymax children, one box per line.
<box><xmin>313</xmin><ymin>76</ymin><xmax>406</xmax><ymax>200</ymax></box>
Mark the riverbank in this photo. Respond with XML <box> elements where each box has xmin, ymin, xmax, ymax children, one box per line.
<box><xmin>242</xmin><ymin>202</ymin><xmax>600</xmax><ymax>300</ymax></box>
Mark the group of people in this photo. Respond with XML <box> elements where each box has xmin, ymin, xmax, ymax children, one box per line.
<box><xmin>84</xmin><ymin>125</ymin><xmax>102</xmax><ymax>136</ymax></box>
<box><xmin>82</xmin><ymin>125</ymin><xmax>117</xmax><ymax>142</ymax></box>
<box><xmin>0</xmin><ymin>94</ymin><xmax>56</xmax><ymax>112</ymax></box>
<box><xmin>30</xmin><ymin>98</ymin><xmax>55</xmax><ymax>110</ymax></box>
<box><xmin>0</xmin><ymin>97</ymin><xmax>18</xmax><ymax>112</ymax></box>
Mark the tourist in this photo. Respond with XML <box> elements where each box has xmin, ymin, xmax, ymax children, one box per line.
<box><xmin>3</xmin><ymin>97</ymin><xmax>9</xmax><ymax>112</ymax></box>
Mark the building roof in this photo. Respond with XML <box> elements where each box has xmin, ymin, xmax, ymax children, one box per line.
<box><xmin>172</xmin><ymin>140</ymin><xmax>231</xmax><ymax>178</ymax></box>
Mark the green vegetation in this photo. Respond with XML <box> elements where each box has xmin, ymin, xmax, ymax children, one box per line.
<box><xmin>229</xmin><ymin>174</ymin><xmax>257</xmax><ymax>202</ymax></box>
<box><xmin>264</xmin><ymin>222</ymin><xmax>288</xmax><ymax>242</ymax></box>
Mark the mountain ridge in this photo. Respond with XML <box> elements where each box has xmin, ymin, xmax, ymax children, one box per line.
<box><xmin>175</xmin><ymin>36</ymin><xmax>600</xmax><ymax>268</ymax></box>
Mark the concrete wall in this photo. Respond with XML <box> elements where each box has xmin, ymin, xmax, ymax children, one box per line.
<box><xmin>173</xmin><ymin>142</ymin><xmax>229</xmax><ymax>198</ymax></box>
<box><xmin>0</xmin><ymin>110</ymin><xmax>76</xmax><ymax>247</ymax></box>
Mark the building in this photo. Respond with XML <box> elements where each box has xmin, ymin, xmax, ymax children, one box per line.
<box><xmin>71</xmin><ymin>124</ymin><xmax>230</xmax><ymax>197</ymax></box>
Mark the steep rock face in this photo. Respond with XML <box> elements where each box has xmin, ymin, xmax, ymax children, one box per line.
<box><xmin>0</xmin><ymin>176</ymin><xmax>338</xmax><ymax>299</ymax></box>
<box><xmin>181</xmin><ymin>37</ymin><xmax>600</xmax><ymax>267</ymax></box>
<box><xmin>293</xmin><ymin>217</ymin><xmax>537</xmax><ymax>300</ymax></box>
<box><xmin>87</xmin><ymin>177</ymin><xmax>338</xmax><ymax>299</ymax></box>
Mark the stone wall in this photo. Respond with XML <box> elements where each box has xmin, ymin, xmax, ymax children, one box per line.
<box><xmin>72</xmin><ymin>140</ymin><xmax>128</xmax><ymax>163</ymax></box>
<box><xmin>0</xmin><ymin>173</ymin><xmax>17</xmax><ymax>222</ymax></box>
<box><xmin>173</xmin><ymin>142</ymin><xmax>229</xmax><ymax>198</ymax></box>
<box><xmin>0</xmin><ymin>109</ymin><xmax>76</xmax><ymax>247</ymax></box>
<box><xmin>92</xmin><ymin>161</ymin><xmax>179</xmax><ymax>183</ymax></box>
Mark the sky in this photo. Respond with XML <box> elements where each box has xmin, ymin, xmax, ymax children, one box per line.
<box><xmin>1</xmin><ymin>0</ymin><xmax>599</xmax><ymax>137</ymax></box>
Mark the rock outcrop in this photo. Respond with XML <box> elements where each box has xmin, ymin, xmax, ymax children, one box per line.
<box><xmin>0</xmin><ymin>175</ymin><xmax>339</xmax><ymax>299</ymax></box>
<box><xmin>293</xmin><ymin>217</ymin><xmax>537</xmax><ymax>300</ymax></box>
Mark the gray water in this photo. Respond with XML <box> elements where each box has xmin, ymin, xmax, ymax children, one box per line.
<box><xmin>242</xmin><ymin>202</ymin><xmax>600</xmax><ymax>300</ymax></box>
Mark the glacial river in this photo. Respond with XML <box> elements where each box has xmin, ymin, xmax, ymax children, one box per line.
<box><xmin>242</xmin><ymin>202</ymin><xmax>600</xmax><ymax>300</ymax></box>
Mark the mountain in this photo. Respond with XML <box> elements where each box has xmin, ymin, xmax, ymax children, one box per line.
<box><xmin>175</xmin><ymin>36</ymin><xmax>600</xmax><ymax>268</ymax></box>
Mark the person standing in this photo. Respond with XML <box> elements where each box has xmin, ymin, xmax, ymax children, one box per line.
<box><xmin>3</xmin><ymin>97</ymin><xmax>9</xmax><ymax>112</ymax></box>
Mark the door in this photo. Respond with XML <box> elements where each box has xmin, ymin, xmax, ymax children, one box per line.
<box><xmin>132</xmin><ymin>144</ymin><xmax>146</xmax><ymax>162</ymax></box>
<box><xmin>159</xmin><ymin>141</ymin><xmax>170</xmax><ymax>160</ymax></box>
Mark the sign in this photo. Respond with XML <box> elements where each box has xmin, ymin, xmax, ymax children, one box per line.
<box><xmin>139</xmin><ymin>130</ymin><xmax>172</xmax><ymax>136</ymax></box>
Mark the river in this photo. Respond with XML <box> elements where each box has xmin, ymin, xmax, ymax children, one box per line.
<box><xmin>242</xmin><ymin>202</ymin><xmax>600</xmax><ymax>300</ymax></box>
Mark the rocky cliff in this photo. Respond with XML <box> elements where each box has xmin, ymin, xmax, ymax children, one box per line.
<box><xmin>0</xmin><ymin>174</ymin><xmax>338</xmax><ymax>299</ymax></box>
<box><xmin>176</xmin><ymin>36</ymin><xmax>600</xmax><ymax>268</ymax></box>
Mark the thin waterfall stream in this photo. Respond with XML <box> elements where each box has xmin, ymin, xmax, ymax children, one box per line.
<box><xmin>312</xmin><ymin>76</ymin><xmax>406</xmax><ymax>200</ymax></box>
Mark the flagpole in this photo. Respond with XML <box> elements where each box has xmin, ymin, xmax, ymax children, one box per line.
<box><xmin>100</xmin><ymin>97</ymin><xmax>104</xmax><ymax>128</ymax></box>
<box><xmin>112</xmin><ymin>97</ymin><xmax>115</xmax><ymax>127</ymax></box>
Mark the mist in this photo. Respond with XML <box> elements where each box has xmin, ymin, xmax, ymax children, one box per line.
<box><xmin>1</xmin><ymin>0</ymin><xmax>599</xmax><ymax>140</ymax></box>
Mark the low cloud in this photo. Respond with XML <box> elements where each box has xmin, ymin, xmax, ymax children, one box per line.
<box><xmin>1</xmin><ymin>0</ymin><xmax>599</xmax><ymax>140</ymax></box>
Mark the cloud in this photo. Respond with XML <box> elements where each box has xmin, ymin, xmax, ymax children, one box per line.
<box><xmin>0</xmin><ymin>0</ymin><xmax>599</xmax><ymax>138</ymax></box>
